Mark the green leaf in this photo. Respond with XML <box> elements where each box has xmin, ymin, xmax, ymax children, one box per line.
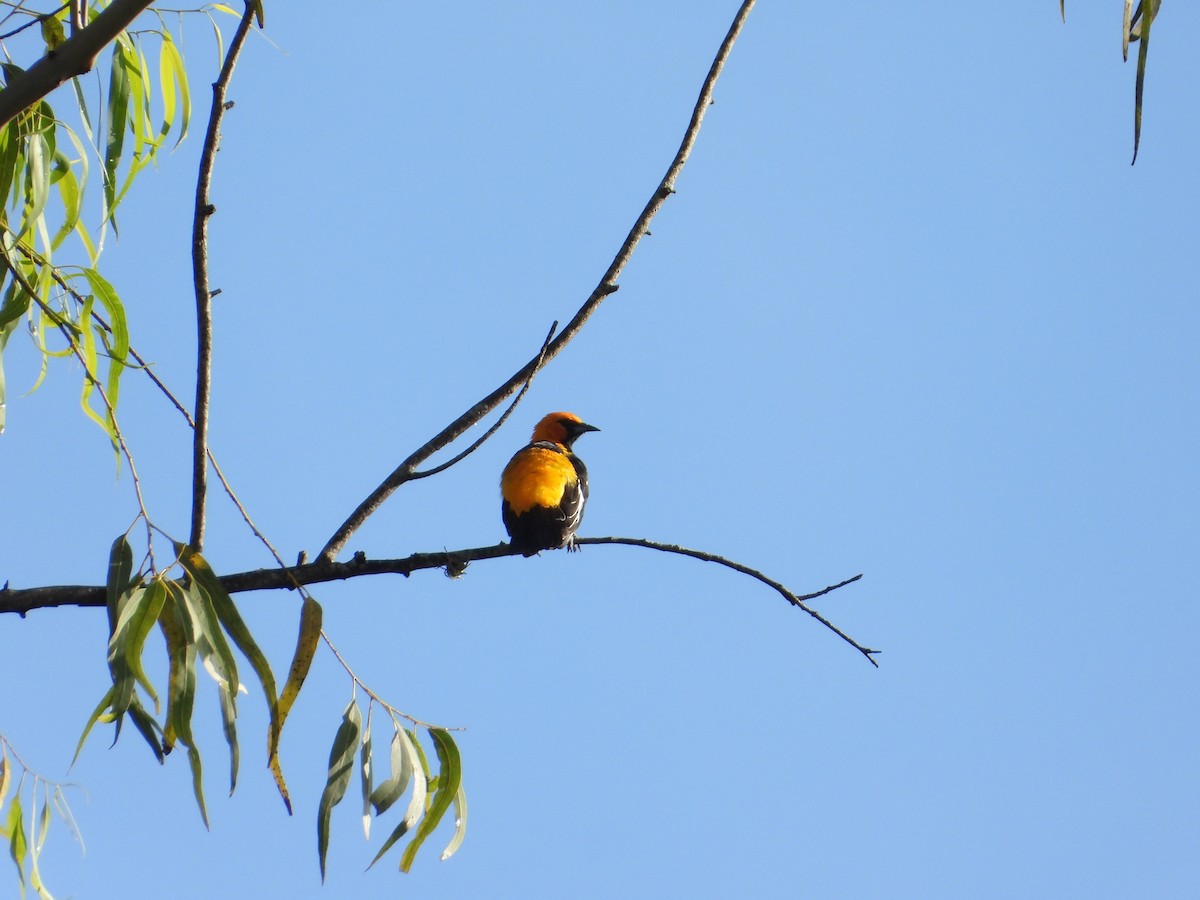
<box><xmin>39</xmin><ymin>14</ymin><xmax>65</xmax><ymax>51</ymax></box>
<box><xmin>318</xmin><ymin>699</ymin><xmax>362</xmax><ymax>882</ymax></box>
<box><xmin>103</xmin><ymin>38</ymin><xmax>131</xmax><ymax>231</ymax></box>
<box><xmin>117</xmin><ymin>579</ymin><xmax>167</xmax><ymax>712</ymax></box>
<box><xmin>126</xmin><ymin>694</ymin><xmax>165</xmax><ymax>763</ymax></box>
<box><xmin>176</xmin><ymin>542</ymin><xmax>278</xmax><ymax>792</ymax></box>
<box><xmin>270</xmin><ymin>595</ymin><xmax>322</xmax><ymax>813</ymax></box>
<box><xmin>177</xmin><ymin>577</ymin><xmax>239</xmax><ymax>704</ymax></box>
<box><xmin>70</xmin><ymin>78</ymin><xmax>95</xmax><ymax>149</ymax></box>
<box><xmin>440</xmin><ymin>783</ymin><xmax>468</xmax><ymax>862</ymax></box>
<box><xmin>50</xmin><ymin>787</ymin><xmax>82</xmax><ymax>855</ymax></box>
<box><xmin>175</xmin><ymin>574</ymin><xmax>241</xmax><ymax>794</ymax></box>
<box><xmin>73</xmin><ymin>685</ymin><xmax>115</xmax><ymax>765</ymax></box>
<box><xmin>6</xmin><ymin>792</ymin><xmax>26</xmax><ymax>897</ymax></box>
<box><xmin>398</xmin><ymin>729</ymin><xmax>462</xmax><ymax>874</ymax></box>
<box><xmin>104</xmin><ymin>534</ymin><xmax>135</xmax><ymax>635</ymax></box>
<box><xmin>159</xmin><ymin>581</ymin><xmax>208</xmax><ymax>827</ymax></box>
<box><xmin>0</xmin><ymin>752</ymin><xmax>9</xmax><ymax>813</ymax></box>
<box><xmin>1130</xmin><ymin>0</ymin><xmax>1156</xmax><ymax>164</ymax></box>
<box><xmin>369</xmin><ymin>729</ymin><xmax>413</xmax><ymax>817</ymax></box>
<box><xmin>105</xmin><ymin>584</ymin><xmax>148</xmax><ymax>718</ymax></box>
<box><xmin>28</xmin><ymin>788</ymin><xmax>51</xmax><ymax>900</ymax></box>
<box><xmin>159</xmin><ymin>34</ymin><xmax>190</xmax><ymax>149</ymax></box>
<box><xmin>50</xmin><ymin>151</ymin><xmax>80</xmax><ymax>250</ymax></box>
<box><xmin>18</xmin><ymin>132</ymin><xmax>51</xmax><ymax>242</ymax></box>
<box><xmin>360</xmin><ymin>713</ymin><xmax>373</xmax><ymax>839</ymax></box>
<box><xmin>366</xmin><ymin>728</ymin><xmax>426</xmax><ymax>870</ymax></box>
<box><xmin>82</xmin><ymin>269</ymin><xmax>128</xmax><ymax>420</ymax></box>
<box><xmin>184</xmin><ymin>743</ymin><xmax>209</xmax><ymax>831</ymax></box>
<box><xmin>217</xmin><ymin>672</ymin><xmax>239</xmax><ymax>795</ymax></box>
<box><xmin>76</xmin><ymin>292</ymin><xmax>118</xmax><ymax>451</ymax></box>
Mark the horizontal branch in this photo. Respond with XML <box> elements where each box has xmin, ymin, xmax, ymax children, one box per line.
<box><xmin>0</xmin><ymin>0</ymin><xmax>156</xmax><ymax>129</ymax></box>
<box><xmin>1</xmin><ymin>532</ymin><xmax>876</xmax><ymax>665</ymax></box>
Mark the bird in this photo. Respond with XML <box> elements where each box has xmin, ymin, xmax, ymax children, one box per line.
<box><xmin>501</xmin><ymin>411</ymin><xmax>600</xmax><ymax>557</ymax></box>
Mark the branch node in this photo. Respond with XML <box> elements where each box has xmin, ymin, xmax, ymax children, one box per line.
<box><xmin>598</xmin><ymin>282</ymin><xmax>619</xmax><ymax>297</ymax></box>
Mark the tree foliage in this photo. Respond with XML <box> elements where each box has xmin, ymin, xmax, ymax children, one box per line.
<box><xmin>0</xmin><ymin>1</ymin><xmax>1182</xmax><ymax>894</ymax></box>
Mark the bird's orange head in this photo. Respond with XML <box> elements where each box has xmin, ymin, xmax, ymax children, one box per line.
<box><xmin>530</xmin><ymin>411</ymin><xmax>600</xmax><ymax>449</ymax></box>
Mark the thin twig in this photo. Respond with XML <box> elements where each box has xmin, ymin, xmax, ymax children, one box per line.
<box><xmin>0</xmin><ymin>3</ymin><xmax>66</xmax><ymax>41</ymax></box>
<box><xmin>319</xmin><ymin>631</ymin><xmax>462</xmax><ymax>731</ymax></box>
<box><xmin>0</xmin><ymin>245</ymin><xmax>155</xmax><ymax>562</ymax></box>
<box><xmin>579</xmin><ymin>537</ymin><xmax>878</xmax><ymax>666</ymax></box>
<box><xmin>318</xmin><ymin>0</ymin><xmax>758</xmax><ymax>564</ymax></box>
<box><xmin>189</xmin><ymin>0</ymin><xmax>256</xmax><ymax>551</ymax></box>
<box><xmin>409</xmin><ymin>320</ymin><xmax>557</xmax><ymax>481</ymax></box>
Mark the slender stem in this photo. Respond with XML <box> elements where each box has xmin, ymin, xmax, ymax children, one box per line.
<box><xmin>408</xmin><ymin>320</ymin><xmax>557</xmax><ymax>481</ymax></box>
<box><xmin>318</xmin><ymin>0</ymin><xmax>758</xmax><ymax>563</ymax></box>
<box><xmin>189</xmin><ymin>1</ymin><xmax>256</xmax><ymax>551</ymax></box>
<box><xmin>0</xmin><ymin>246</ymin><xmax>155</xmax><ymax>562</ymax></box>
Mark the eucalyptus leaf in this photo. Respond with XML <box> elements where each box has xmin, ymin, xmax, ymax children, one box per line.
<box><xmin>318</xmin><ymin>699</ymin><xmax>362</xmax><ymax>882</ymax></box>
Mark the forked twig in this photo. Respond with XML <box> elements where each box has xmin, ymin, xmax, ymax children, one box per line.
<box><xmin>318</xmin><ymin>0</ymin><xmax>759</xmax><ymax>563</ymax></box>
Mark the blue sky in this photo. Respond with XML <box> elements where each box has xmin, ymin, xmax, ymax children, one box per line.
<box><xmin>2</xmin><ymin>2</ymin><xmax>1198</xmax><ymax>897</ymax></box>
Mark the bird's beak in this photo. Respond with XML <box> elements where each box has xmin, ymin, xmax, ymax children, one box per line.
<box><xmin>575</xmin><ymin>422</ymin><xmax>600</xmax><ymax>436</ymax></box>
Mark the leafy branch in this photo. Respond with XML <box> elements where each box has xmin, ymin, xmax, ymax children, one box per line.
<box><xmin>0</xmin><ymin>734</ymin><xmax>84</xmax><ymax>899</ymax></box>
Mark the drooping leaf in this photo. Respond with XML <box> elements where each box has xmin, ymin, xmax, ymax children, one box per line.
<box><xmin>125</xmin><ymin>694</ymin><xmax>165</xmax><ymax>763</ymax></box>
<box><xmin>102</xmin><ymin>37</ymin><xmax>132</xmax><ymax>232</ymax></box>
<box><xmin>104</xmin><ymin>534</ymin><xmax>135</xmax><ymax>635</ymax></box>
<box><xmin>82</xmin><ymin>269</ymin><xmax>128</xmax><ymax>420</ymax></box>
<box><xmin>116</xmin><ymin>579</ymin><xmax>167</xmax><ymax>711</ymax></box>
<box><xmin>366</xmin><ymin>728</ymin><xmax>426</xmax><ymax>870</ymax></box>
<box><xmin>360</xmin><ymin>711</ymin><xmax>373</xmax><ymax>839</ymax></box>
<box><xmin>159</xmin><ymin>581</ymin><xmax>208</xmax><ymax>827</ymax></box>
<box><xmin>318</xmin><ymin>699</ymin><xmax>362</xmax><ymax>882</ymax></box>
<box><xmin>176</xmin><ymin>543</ymin><xmax>279</xmax><ymax>789</ymax></box>
<box><xmin>104</xmin><ymin>584</ymin><xmax>150</xmax><ymax>718</ymax></box>
<box><xmin>399</xmin><ymin>729</ymin><xmax>462</xmax><ymax>873</ymax></box>
<box><xmin>1130</xmin><ymin>0</ymin><xmax>1157</xmax><ymax>164</ymax></box>
<box><xmin>159</xmin><ymin>34</ymin><xmax>190</xmax><ymax>149</ymax></box>
<box><xmin>6</xmin><ymin>792</ymin><xmax>26</xmax><ymax>895</ymax></box>
<box><xmin>270</xmin><ymin>594</ymin><xmax>322</xmax><ymax>813</ymax></box>
<box><xmin>369</xmin><ymin>729</ymin><xmax>413</xmax><ymax>817</ymax></box>
<box><xmin>28</xmin><ymin>787</ymin><xmax>51</xmax><ymax>900</ymax></box>
<box><xmin>440</xmin><ymin>783</ymin><xmax>468</xmax><ymax>862</ymax></box>
<box><xmin>51</xmin><ymin>787</ymin><xmax>83</xmax><ymax>854</ymax></box>
<box><xmin>0</xmin><ymin>752</ymin><xmax>10</xmax><ymax>811</ymax></box>
<box><xmin>18</xmin><ymin>131</ymin><xmax>51</xmax><ymax>242</ymax></box>
<box><xmin>177</xmin><ymin>577</ymin><xmax>239</xmax><ymax>705</ymax></box>
<box><xmin>73</xmin><ymin>686</ymin><xmax>115</xmax><ymax>766</ymax></box>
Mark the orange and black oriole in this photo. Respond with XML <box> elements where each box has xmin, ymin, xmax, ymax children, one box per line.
<box><xmin>501</xmin><ymin>412</ymin><xmax>600</xmax><ymax>556</ymax></box>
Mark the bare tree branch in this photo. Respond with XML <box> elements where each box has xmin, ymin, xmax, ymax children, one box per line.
<box><xmin>189</xmin><ymin>1</ymin><xmax>257</xmax><ymax>552</ymax></box>
<box><xmin>317</xmin><ymin>0</ymin><xmax>759</xmax><ymax>564</ymax></box>
<box><xmin>0</xmin><ymin>0</ymin><xmax>155</xmax><ymax>129</ymax></box>
<box><xmin>409</xmin><ymin>320</ymin><xmax>558</xmax><ymax>481</ymax></box>
<box><xmin>1</xmin><ymin>531</ymin><xmax>876</xmax><ymax>667</ymax></box>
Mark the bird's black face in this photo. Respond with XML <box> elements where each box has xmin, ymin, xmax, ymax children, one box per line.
<box><xmin>562</xmin><ymin>419</ymin><xmax>600</xmax><ymax>448</ymax></box>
